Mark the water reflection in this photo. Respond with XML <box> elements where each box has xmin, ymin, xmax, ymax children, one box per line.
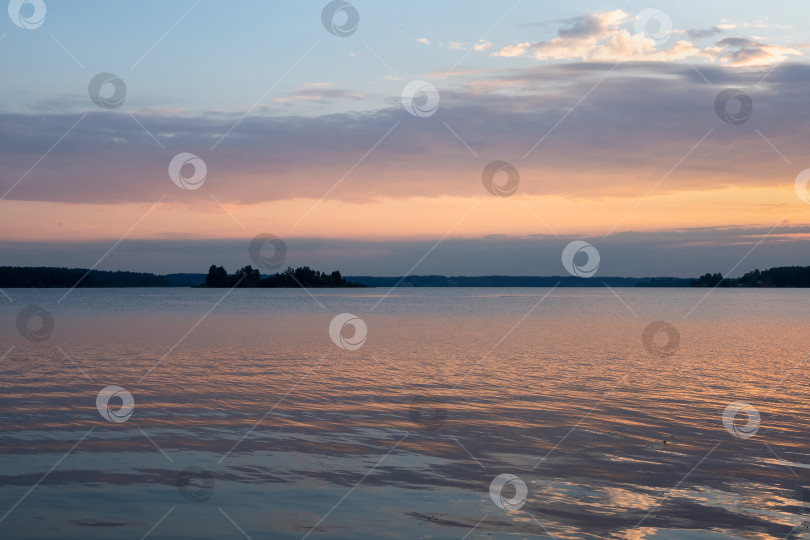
<box><xmin>0</xmin><ymin>288</ymin><xmax>807</xmax><ymax>539</ymax></box>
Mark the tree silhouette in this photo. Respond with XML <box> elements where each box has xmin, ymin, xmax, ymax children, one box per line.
<box><xmin>201</xmin><ymin>265</ymin><xmax>365</xmax><ymax>288</ymax></box>
<box><xmin>691</xmin><ymin>272</ymin><xmax>725</xmax><ymax>287</ymax></box>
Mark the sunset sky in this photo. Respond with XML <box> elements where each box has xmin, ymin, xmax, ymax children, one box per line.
<box><xmin>3</xmin><ymin>0</ymin><xmax>810</xmax><ymax>276</ymax></box>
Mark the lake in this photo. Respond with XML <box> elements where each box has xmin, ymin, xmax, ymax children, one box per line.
<box><xmin>0</xmin><ymin>287</ymin><xmax>807</xmax><ymax>539</ymax></box>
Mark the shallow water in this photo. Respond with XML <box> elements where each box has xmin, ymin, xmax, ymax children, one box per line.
<box><xmin>0</xmin><ymin>287</ymin><xmax>808</xmax><ymax>539</ymax></box>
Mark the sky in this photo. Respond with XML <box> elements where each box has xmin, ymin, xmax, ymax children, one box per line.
<box><xmin>2</xmin><ymin>0</ymin><xmax>810</xmax><ymax>276</ymax></box>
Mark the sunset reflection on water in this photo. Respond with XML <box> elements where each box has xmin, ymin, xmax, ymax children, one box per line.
<box><xmin>0</xmin><ymin>288</ymin><xmax>807</xmax><ymax>539</ymax></box>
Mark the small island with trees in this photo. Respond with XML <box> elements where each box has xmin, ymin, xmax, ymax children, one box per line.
<box><xmin>201</xmin><ymin>265</ymin><xmax>366</xmax><ymax>288</ymax></box>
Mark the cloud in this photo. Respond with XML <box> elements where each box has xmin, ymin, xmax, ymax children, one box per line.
<box><xmin>491</xmin><ymin>11</ymin><xmax>801</xmax><ymax>67</ymax></box>
<box><xmin>285</xmin><ymin>84</ymin><xmax>365</xmax><ymax>102</ymax></box>
<box><xmin>415</xmin><ymin>37</ymin><xmax>430</xmax><ymax>45</ymax></box>
<box><xmin>494</xmin><ymin>10</ymin><xmax>700</xmax><ymax>62</ymax></box>
<box><xmin>2</xmin><ymin>62</ymin><xmax>810</xmax><ymax>206</ymax></box>
<box><xmin>717</xmin><ymin>37</ymin><xmax>802</xmax><ymax>67</ymax></box>
<box><xmin>740</xmin><ymin>21</ymin><xmax>792</xmax><ymax>30</ymax></box>
<box><xmin>686</xmin><ymin>27</ymin><xmax>725</xmax><ymax>39</ymax></box>
<box><xmin>493</xmin><ymin>42</ymin><xmax>531</xmax><ymax>57</ymax></box>
<box><xmin>441</xmin><ymin>40</ymin><xmax>491</xmax><ymax>52</ymax></box>
<box><xmin>474</xmin><ymin>40</ymin><xmax>492</xmax><ymax>52</ymax></box>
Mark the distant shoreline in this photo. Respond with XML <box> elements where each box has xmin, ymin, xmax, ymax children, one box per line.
<box><xmin>3</xmin><ymin>266</ymin><xmax>810</xmax><ymax>288</ymax></box>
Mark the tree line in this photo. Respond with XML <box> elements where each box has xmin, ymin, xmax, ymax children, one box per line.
<box><xmin>691</xmin><ymin>266</ymin><xmax>810</xmax><ymax>287</ymax></box>
<box><xmin>4</xmin><ymin>265</ymin><xmax>810</xmax><ymax>288</ymax></box>
<box><xmin>0</xmin><ymin>267</ymin><xmax>169</xmax><ymax>287</ymax></box>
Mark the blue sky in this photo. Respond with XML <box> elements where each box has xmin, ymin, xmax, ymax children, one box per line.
<box><xmin>2</xmin><ymin>0</ymin><xmax>806</xmax><ymax>114</ymax></box>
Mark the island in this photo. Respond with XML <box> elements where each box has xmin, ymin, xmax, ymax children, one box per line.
<box><xmin>201</xmin><ymin>265</ymin><xmax>366</xmax><ymax>288</ymax></box>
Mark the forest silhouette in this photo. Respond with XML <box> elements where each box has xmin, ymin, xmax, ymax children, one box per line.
<box><xmin>3</xmin><ymin>265</ymin><xmax>810</xmax><ymax>288</ymax></box>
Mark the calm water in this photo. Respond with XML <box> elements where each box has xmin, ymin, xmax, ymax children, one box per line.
<box><xmin>0</xmin><ymin>288</ymin><xmax>808</xmax><ymax>539</ymax></box>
